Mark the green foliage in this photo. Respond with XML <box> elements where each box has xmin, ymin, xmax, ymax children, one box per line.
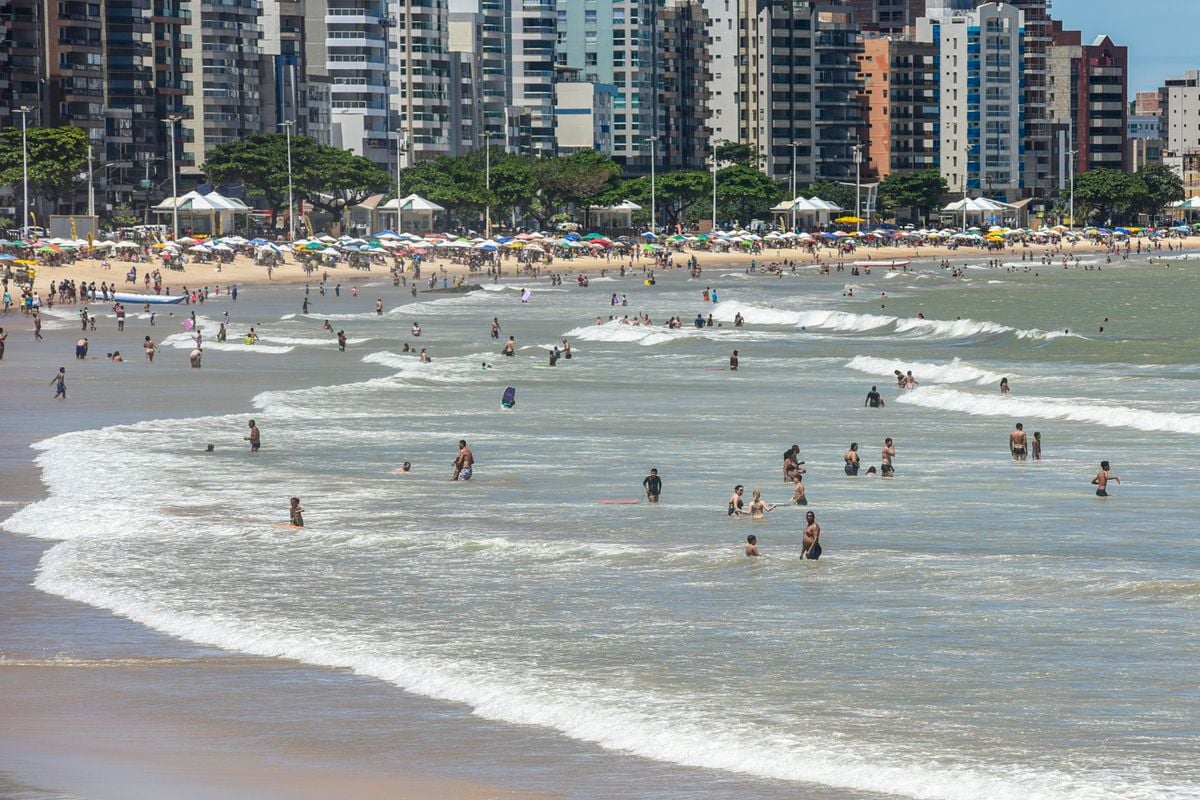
<box><xmin>715</xmin><ymin>165</ymin><xmax>786</xmax><ymax>223</ymax></box>
<box><xmin>806</xmin><ymin>181</ymin><xmax>857</xmax><ymax>215</ymax></box>
<box><xmin>1072</xmin><ymin>168</ymin><xmax>1143</xmax><ymax>224</ymax></box>
<box><xmin>110</xmin><ymin>208</ymin><xmax>140</xmax><ymax>228</ymax></box>
<box><xmin>715</xmin><ymin>141</ymin><xmax>763</xmax><ymax>168</ymax></box>
<box><xmin>203</xmin><ymin>134</ymin><xmax>391</xmax><ymax>219</ymax></box>
<box><xmin>597</xmin><ymin>171</ymin><xmax>712</xmax><ymax>229</ymax></box>
<box><xmin>878</xmin><ymin>169</ymin><xmax>948</xmax><ymax>221</ymax></box>
<box><xmin>534</xmin><ymin>150</ymin><xmax>621</xmax><ymax>209</ymax></box>
<box><xmin>1135</xmin><ymin>162</ymin><xmax>1184</xmax><ymax>216</ymax></box>
<box><xmin>0</xmin><ymin>125</ymin><xmax>89</xmax><ymax>208</ymax></box>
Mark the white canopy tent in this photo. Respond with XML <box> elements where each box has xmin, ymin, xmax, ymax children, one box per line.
<box><xmin>586</xmin><ymin>200</ymin><xmax>642</xmax><ymax>230</ymax></box>
<box><xmin>377</xmin><ymin>193</ymin><xmax>445</xmax><ymax>233</ymax></box>
<box><xmin>769</xmin><ymin>196</ymin><xmax>844</xmax><ymax>227</ymax></box>
<box><xmin>943</xmin><ymin>197</ymin><xmax>1015</xmax><ymax>227</ymax></box>
<box><xmin>153</xmin><ymin>191</ymin><xmax>252</xmax><ymax>235</ymax></box>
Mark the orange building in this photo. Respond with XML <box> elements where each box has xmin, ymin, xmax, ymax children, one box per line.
<box><xmin>857</xmin><ymin>35</ymin><xmax>939</xmax><ymax>179</ymax></box>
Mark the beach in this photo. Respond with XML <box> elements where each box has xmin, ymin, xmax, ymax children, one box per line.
<box><xmin>3</xmin><ymin>246</ymin><xmax>1199</xmax><ymax>800</ymax></box>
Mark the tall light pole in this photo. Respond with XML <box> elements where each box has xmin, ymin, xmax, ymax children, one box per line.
<box><xmin>648</xmin><ymin>135</ymin><xmax>659</xmax><ymax>234</ymax></box>
<box><xmin>962</xmin><ymin>143</ymin><xmax>976</xmax><ymax>231</ymax></box>
<box><xmin>1067</xmin><ymin>147</ymin><xmax>1077</xmax><ymax>232</ymax></box>
<box><xmin>278</xmin><ymin>120</ymin><xmax>295</xmax><ymax>241</ymax></box>
<box><xmin>710</xmin><ymin>146</ymin><xmax>718</xmax><ymax>233</ymax></box>
<box><xmin>485</xmin><ymin>133</ymin><xmax>492</xmax><ymax>238</ymax></box>
<box><xmin>789</xmin><ymin>141</ymin><xmax>800</xmax><ymax>232</ymax></box>
<box><xmin>87</xmin><ymin>141</ymin><xmax>96</xmax><ymax>218</ymax></box>
<box><xmin>17</xmin><ymin>106</ymin><xmax>33</xmax><ymax>240</ymax></box>
<box><xmin>394</xmin><ymin>129</ymin><xmax>405</xmax><ymax>233</ymax></box>
<box><xmin>166</xmin><ymin>114</ymin><xmax>183</xmax><ymax>240</ymax></box>
<box><xmin>852</xmin><ymin>141</ymin><xmax>862</xmax><ymax>234</ymax></box>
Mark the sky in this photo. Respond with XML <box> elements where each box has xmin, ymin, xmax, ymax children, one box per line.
<box><xmin>1052</xmin><ymin>0</ymin><xmax>1199</xmax><ymax>95</ymax></box>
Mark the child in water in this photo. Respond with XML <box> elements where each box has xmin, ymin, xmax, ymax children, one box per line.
<box><xmin>289</xmin><ymin>497</ymin><xmax>305</xmax><ymax>527</ymax></box>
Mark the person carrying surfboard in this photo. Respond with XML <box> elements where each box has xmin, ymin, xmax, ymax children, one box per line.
<box><xmin>289</xmin><ymin>497</ymin><xmax>305</xmax><ymax>528</ymax></box>
<box><xmin>643</xmin><ymin>469</ymin><xmax>661</xmax><ymax>503</ymax></box>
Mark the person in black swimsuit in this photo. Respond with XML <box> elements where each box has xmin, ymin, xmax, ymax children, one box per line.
<box><xmin>865</xmin><ymin>386</ymin><xmax>884</xmax><ymax>408</ymax></box>
<box><xmin>844</xmin><ymin>443</ymin><xmax>860</xmax><ymax>475</ymax></box>
<box><xmin>728</xmin><ymin>485</ymin><xmax>745</xmax><ymax>516</ymax></box>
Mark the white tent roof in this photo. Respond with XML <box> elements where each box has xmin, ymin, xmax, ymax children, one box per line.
<box><xmin>1168</xmin><ymin>196</ymin><xmax>1200</xmax><ymax>209</ymax></box>
<box><xmin>770</xmin><ymin>196</ymin><xmax>844</xmax><ymax>213</ymax></box>
<box><xmin>943</xmin><ymin>197</ymin><xmax>1013</xmax><ymax>212</ymax></box>
<box><xmin>588</xmin><ymin>200</ymin><xmax>643</xmax><ymax>211</ymax></box>
<box><xmin>379</xmin><ymin>193</ymin><xmax>445</xmax><ymax>212</ymax></box>
<box><xmin>154</xmin><ymin>191</ymin><xmax>251</xmax><ymax>212</ymax></box>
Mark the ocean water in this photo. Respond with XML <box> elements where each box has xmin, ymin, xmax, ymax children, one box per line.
<box><xmin>6</xmin><ymin>259</ymin><xmax>1200</xmax><ymax>800</ymax></box>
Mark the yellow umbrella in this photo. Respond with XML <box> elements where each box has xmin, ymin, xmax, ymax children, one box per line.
<box><xmin>835</xmin><ymin>216</ymin><xmax>865</xmax><ymax>224</ymax></box>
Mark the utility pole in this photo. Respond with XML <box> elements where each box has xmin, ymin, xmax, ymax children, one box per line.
<box><xmin>278</xmin><ymin>120</ymin><xmax>295</xmax><ymax>241</ymax></box>
<box><xmin>648</xmin><ymin>135</ymin><xmax>659</xmax><ymax>234</ymax></box>
<box><xmin>18</xmin><ymin>106</ymin><xmax>33</xmax><ymax>240</ymax></box>
<box><xmin>852</xmin><ymin>141</ymin><xmax>862</xmax><ymax>234</ymax></box>
<box><xmin>789</xmin><ymin>141</ymin><xmax>800</xmax><ymax>232</ymax></box>
<box><xmin>87</xmin><ymin>142</ymin><xmax>96</xmax><ymax>218</ymax></box>
<box><xmin>395</xmin><ymin>130</ymin><xmax>404</xmax><ymax>233</ymax></box>
<box><xmin>485</xmin><ymin>134</ymin><xmax>491</xmax><ymax>238</ymax></box>
<box><xmin>166</xmin><ymin>114</ymin><xmax>183</xmax><ymax>240</ymax></box>
<box><xmin>711</xmin><ymin>146</ymin><xmax>718</xmax><ymax>232</ymax></box>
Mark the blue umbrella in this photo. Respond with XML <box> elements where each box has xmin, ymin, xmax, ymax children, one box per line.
<box><xmin>641</xmin><ymin>231</ymin><xmax>658</xmax><ymax>239</ymax></box>
<box><xmin>248</xmin><ymin>237</ymin><xmax>269</xmax><ymax>246</ymax></box>
<box><xmin>564</xmin><ymin>232</ymin><xmax>582</xmax><ymax>241</ymax></box>
<box><xmin>0</xmin><ymin>253</ymin><xmax>15</xmax><ymax>261</ymax></box>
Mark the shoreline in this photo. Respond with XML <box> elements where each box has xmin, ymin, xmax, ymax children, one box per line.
<box><xmin>13</xmin><ymin>234</ymin><xmax>1200</xmax><ymax>291</ymax></box>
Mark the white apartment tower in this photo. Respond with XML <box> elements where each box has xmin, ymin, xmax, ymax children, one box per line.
<box><xmin>918</xmin><ymin>1</ymin><xmax>1024</xmax><ymax>200</ymax></box>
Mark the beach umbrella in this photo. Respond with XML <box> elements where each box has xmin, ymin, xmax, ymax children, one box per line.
<box><xmin>564</xmin><ymin>232</ymin><xmax>582</xmax><ymax>241</ymax></box>
<box><xmin>642</xmin><ymin>231</ymin><xmax>658</xmax><ymax>239</ymax></box>
<box><xmin>583</xmin><ymin>232</ymin><xmax>605</xmax><ymax>240</ymax></box>
<box><xmin>834</xmin><ymin>216</ymin><xmax>865</xmax><ymax>224</ymax></box>
<box><xmin>304</xmin><ymin>241</ymin><xmax>326</xmax><ymax>250</ymax></box>
<box><xmin>0</xmin><ymin>253</ymin><xmax>16</xmax><ymax>261</ymax></box>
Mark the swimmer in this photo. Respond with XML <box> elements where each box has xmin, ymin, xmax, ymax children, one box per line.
<box><xmin>392</xmin><ymin>460</ymin><xmax>412</xmax><ymax>474</ymax></box>
<box><xmin>844</xmin><ymin>443</ymin><xmax>860</xmax><ymax>476</ymax></box>
<box><xmin>1091</xmin><ymin>460</ymin><xmax>1119</xmax><ymax>497</ymax></box>
<box><xmin>1000</xmin><ymin>376</ymin><xmax>1010</xmax><ymax>394</ymax></box>
<box><xmin>903</xmin><ymin>370</ymin><xmax>918</xmax><ymax>389</ymax></box>
<box><xmin>881</xmin><ymin>437</ymin><xmax>896</xmax><ymax>477</ymax></box>
<box><xmin>245</xmin><ymin>419</ymin><xmax>261</xmax><ymax>452</ymax></box>
<box><xmin>452</xmin><ymin>439</ymin><xmax>474</xmax><ymax>481</ymax></box>
<box><xmin>801</xmin><ymin>511</ymin><xmax>822</xmax><ymax>560</ymax></box>
<box><xmin>1032</xmin><ymin>431</ymin><xmax>1042</xmax><ymax>461</ymax></box>
<box><xmin>643</xmin><ymin>468</ymin><xmax>662</xmax><ymax>503</ymax></box>
<box><xmin>748</xmin><ymin>489</ymin><xmax>778</xmax><ymax>519</ymax></box>
<box><xmin>864</xmin><ymin>466</ymin><xmax>877</xmax><ymax>476</ymax></box>
<box><xmin>728</xmin><ymin>485</ymin><xmax>745</xmax><ymax>516</ymax></box>
<box><xmin>745</xmin><ymin>534</ymin><xmax>760</xmax><ymax>557</ymax></box>
<box><xmin>289</xmin><ymin>497</ymin><xmax>305</xmax><ymax>527</ymax></box>
<box><xmin>730</xmin><ymin>350</ymin><xmax>739</xmax><ymax>371</ymax></box>
<box><xmin>865</xmin><ymin>385</ymin><xmax>884</xmax><ymax>408</ymax></box>
<box><xmin>1009</xmin><ymin>422</ymin><xmax>1027</xmax><ymax>461</ymax></box>
<box><xmin>791</xmin><ymin>474</ymin><xmax>807</xmax><ymax>505</ymax></box>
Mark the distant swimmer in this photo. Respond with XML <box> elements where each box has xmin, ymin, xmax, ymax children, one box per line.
<box><xmin>895</xmin><ymin>369</ymin><xmax>905</xmax><ymax>387</ymax></box>
<box><xmin>748</xmin><ymin>489</ymin><xmax>778</xmax><ymax>519</ymax></box>
<box><xmin>801</xmin><ymin>511</ymin><xmax>822</xmax><ymax>560</ymax></box>
<box><xmin>728</xmin><ymin>484</ymin><xmax>745</xmax><ymax>516</ymax></box>
<box><xmin>321</xmin><ymin>320</ymin><xmax>333</xmax><ymax>332</ymax></box>
<box><xmin>411</xmin><ymin>322</ymin><xmax>421</xmax><ymax>337</ymax></box>
<box><xmin>393</xmin><ymin>461</ymin><xmax>412</xmax><ymax>473</ymax></box>
<box><xmin>376</xmin><ymin>298</ymin><xmax>384</xmax><ymax>315</ymax></box>
<box><xmin>501</xmin><ymin>336</ymin><xmax>515</xmax><ymax>356</ymax></box>
<box><xmin>1092</xmin><ymin>460</ymin><xmax>1120</xmax><ymax>497</ymax></box>
<box><xmin>491</xmin><ymin>318</ymin><xmax>501</xmax><ymax>340</ymax></box>
<box><xmin>144</xmin><ymin>335</ymin><xmax>157</xmax><ymax>363</ymax></box>
<box><xmin>881</xmin><ymin>437</ymin><xmax>896</xmax><ymax>477</ymax></box>
<box><xmin>452</xmin><ymin>439</ymin><xmax>474</xmax><ymax>481</ymax></box>
<box><xmin>1032</xmin><ymin>431</ymin><xmax>1042</xmax><ymax>461</ymax></box>
<box><xmin>643</xmin><ymin>468</ymin><xmax>662</xmax><ymax>503</ymax></box>
<box><xmin>419</xmin><ymin>348</ymin><xmax>431</xmax><ymax>363</ymax></box>
<box><xmin>1009</xmin><ymin>422</ymin><xmax>1027</xmax><ymax>461</ymax></box>
<box><xmin>791</xmin><ymin>474</ymin><xmax>807</xmax><ymax>505</ymax></box>
<box><xmin>745</xmin><ymin>534</ymin><xmax>760</xmax><ymax>557</ymax></box>
<box><xmin>337</xmin><ymin>330</ymin><xmax>347</xmax><ymax>351</ymax></box>
<box><xmin>289</xmin><ymin>497</ymin><xmax>305</xmax><ymax>527</ymax></box>
<box><xmin>903</xmin><ymin>370</ymin><xmax>918</xmax><ymax>389</ymax></box>
<box><xmin>1000</xmin><ymin>376</ymin><xmax>1010</xmax><ymax>395</ymax></box>
<box><xmin>730</xmin><ymin>350</ymin><xmax>739</xmax><ymax>371</ymax></box>
<box><xmin>844</xmin><ymin>442</ymin><xmax>860</xmax><ymax>476</ymax></box>
<box><xmin>865</xmin><ymin>385</ymin><xmax>885</xmax><ymax>408</ymax></box>
<box><xmin>245</xmin><ymin>419</ymin><xmax>261</xmax><ymax>452</ymax></box>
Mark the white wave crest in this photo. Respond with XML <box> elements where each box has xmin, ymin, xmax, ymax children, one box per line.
<box><xmin>845</xmin><ymin>356</ymin><xmax>1006</xmax><ymax>385</ymax></box>
<box><xmin>895</xmin><ymin>387</ymin><xmax>1200</xmax><ymax>435</ymax></box>
<box><xmin>563</xmin><ymin>323</ymin><xmax>690</xmax><ymax>346</ymax></box>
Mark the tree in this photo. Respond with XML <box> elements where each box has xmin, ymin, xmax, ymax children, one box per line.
<box><xmin>806</xmin><ymin>181</ymin><xmax>857</xmax><ymax>215</ymax></box>
<box><xmin>0</xmin><ymin>125</ymin><xmax>89</xmax><ymax>213</ymax></box>
<box><xmin>714</xmin><ymin>165</ymin><xmax>786</xmax><ymax>224</ymax></box>
<box><xmin>878</xmin><ymin>169</ymin><xmax>948</xmax><ymax>222</ymax></box>
<box><xmin>300</xmin><ymin>145</ymin><xmax>392</xmax><ymax>219</ymax></box>
<box><xmin>598</xmin><ymin>171</ymin><xmax>712</xmax><ymax>230</ymax></box>
<box><xmin>715</xmin><ymin>141</ymin><xmax>763</xmax><ymax>168</ymax></box>
<box><xmin>1072</xmin><ymin>168</ymin><xmax>1143</xmax><ymax>224</ymax></box>
<box><xmin>1135</xmin><ymin>162</ymin><xmax>1184</xmax><ymax>218</ymax></box>
<box><xmin>534</xmin><ymin>150</ymin><xmax>620</xmax><ymax>210</ymax></box>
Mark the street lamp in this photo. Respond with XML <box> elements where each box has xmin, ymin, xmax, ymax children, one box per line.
<box><xmin>711</xmin><ymin>145</ymin><xmax>718</xmax><ymax>233</ymax></box>
<box><xmin>485</xmin><ymin>132</ymin><xmax>492</xmax><ymax>238</ymax></box>
<box><xmin>647</xmin><ymin>135</ymin><xmax>659</xmax><ymax>234</ymax></box>
<box><xmin>166</xmin><ymin>114</ymin><xmax>183</xmax><ymax>240</ymax></box>
<box><xmin>962</xmin><ymin>143</ymin><xmax>977</xmax><ymax>231</ymax></box>
<box><xmin>278</xmin><ymin>120</ymin><xmax>295</xmax><ymax>241</ymax></box>
<box><xmin>852</xmin><ymin>141</ymin><xmax>862</xmax><ymax>234</ymax></box>
<box><xmin>394</xmin><ymin>130</ymin><xmax>406</xmax><ymax>234</ymax></box>
<box><xmin>789</xmin><ymin>141</ymin><xmax>800</xmax><ymax>232</ymax></box>
<box><xmin>17</xmin><ymin>106</ymin><xmax>33</xmax><ymax>240</ymax></box>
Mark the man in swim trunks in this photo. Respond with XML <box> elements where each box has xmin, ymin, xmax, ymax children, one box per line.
<box><xmin>1092</xmin><ymin>460</ymin><xmax>1119</xmax><ymax>497</ymax></box>
<box><xmin>453</xmin><ymin>439</ymin><xmax>474</xmax><ymax>481</ymax></box>
<box><xmin>864</xmin><ymin>386</ymin><xmax>884</xmax><ymax>408</ymax></box>
<box><xmin>246</xmin><ymin>419</ymin><xmax>261</xmax><ymax>452</ymax></box>
<box><xmin>745</xmin><ymin>534</ymin><xmax>760</xmax><ymax>557</ymax></box>
<box><xmin>881</xmin><ymin>437</ymin><xmax>895</xmax><ymax>476</ymax></box>
<box><xmin>1009</xmin><ymin>422</ymin><xmax>1027</xmax><ymax>461</ymax></box>
<box><xmin>730</xmin><ymin>350</ymin><xmax>739</xmax><ymax>371</ymax></box>
<box><xmin>502</xmin><ymin>336</ymin><xmax>515</xmax><ymax>356</ymax></box>
<box><xmin>50</xmin><ymin>367</ymin><xmax>67</xmax><ymax>400</ymax></box>
<box><xmin>802</xmin><ymin>512</ymin><xmax>822</xmax><ymax>560</ymax></box>
<box><xmin>643</xmin><ymin>468</ymin><xmax>662</xmax><ymax>503</ymax></box>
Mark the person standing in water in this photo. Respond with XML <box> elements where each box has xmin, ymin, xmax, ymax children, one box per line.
<box><xmin>748</xmin><ymin>489</ymin><xmax>778</xmax><ymax>519</ymax></box>
<box><xmin>1000</xmin><ymin>376</ymin><xmax>1010</xmax><ymax>394</ymax></box>
<box><xmin>745</xmin><ymin>534</ymin><xmax>760</xmax><ymax>557</ymax></box>
<box><xmin>245</xmin><ymin>419</ymin><xmax>261</xmax><ymax>453</ymax></box>
<box><xmin>881</xmin><ymin>437</ymin><xmax>896</xmax><ymax>476</ymax></box>
<box><xmin>452</xmin><ymin>439</ymin><xmax>474</xmax><ymax>481</ymax></box>
<box><xmin>50</xmin><ymin>367</ymin><xmax>66</xmax><ymax>399</ymax></box>
<box><xmin>802</xmin><ymin>511</ymin><xmax>822</xmax><ymax>559</ymax></box>
<box><xmin>289</xmin><ymin>497</ymin><xmax>305</xmax><ymax>527</ymax></box>
<box><xmin>864</xmin><ymin>385</ymin><xmax>884</xmax><ymax>408</ymax></box>
<box><xmin>1032</xmin><ymin>432</ymin><xmax>1042</xmax><ymax>461</ymax></box>
<box><xmin>791</xmin><ymin>475</ymin><xmax>807</xmax><ymax>505</ymax></box>
<box><xmin>728</xmin><ymin>485</ymin><xmax>745</xmax><ymax>516</ymax></box>
<box><xmin>729</xmin><ymin>350</ymin><xmax>739</xmax><ymax>371</ymax></box>
<box><xmin>1009</xmin><ymin>422</ymin><xmax>1028</xmax><ymax>461</ymax></box>
<box><xmin>642</xmin><ymin>468</ymin><xmax>662</xmax><ymax>503</ymax></box>
<box><xmin>844</xmin><ymin>443</ymin><xmax>860</xmax><ymax>475</ymax></box>
<box><xmin>1092</xmin><ymin>461</ymin><xmax>1120</xmax><ymax>497</ymax></box>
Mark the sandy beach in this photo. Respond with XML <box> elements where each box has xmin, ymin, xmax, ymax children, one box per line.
<box><xmin>12</xmin><ymin>232</ymin><xmax>1200</xmax><ymax>291</ymax></box>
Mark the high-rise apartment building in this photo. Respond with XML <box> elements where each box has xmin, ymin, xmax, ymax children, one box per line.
<box><xmin>1128</xmin><ymin>115</ymin><xmax>1163</xmax><ymax>172</ymax></box>
<box><xmin>918</xmin><ymin>1</ymin><xmax>1024</xmax><ymax>200</ymax></box>
<box><xmin>1047</xmin><ymin>25</ymin><xmax>1128</xmax><ymax>175</ymax></box>
<box><xmin>1000</xmin><ymin>0</ymin><xmax>1052</xmax><ymax>194</ymax></box>
<box><xmin>847</xmin><ymin>0</ymin><xmax>925</xmax><ymax>35</ymax></box>
<box><xmin>701</xmin><ymin>0</ymin><xmax>744</xmax><ymax>148</ymax></box>
<box><xmin>858</xmin><ymin>35</ymin><xmax>939</xmax><ymax>178</ymax></box>
<box><xmin>658</xmin><ymin>0</ymin><xmax>711</xmax><ymax>170</ymax></box>
<box><xmin>746</xmin><ymin>0</ymin><xmax>864</xmax><ymax>187</ymax></box>
<box><xmin>1159</xmin><ymin>71</ymin><xmax>1200</xmax><ymax>160</ymax></box>
<box><xmin>1134</xmin><ymin>91</ymin><xmax>1161</xmax><ymax>117</ymax></box>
